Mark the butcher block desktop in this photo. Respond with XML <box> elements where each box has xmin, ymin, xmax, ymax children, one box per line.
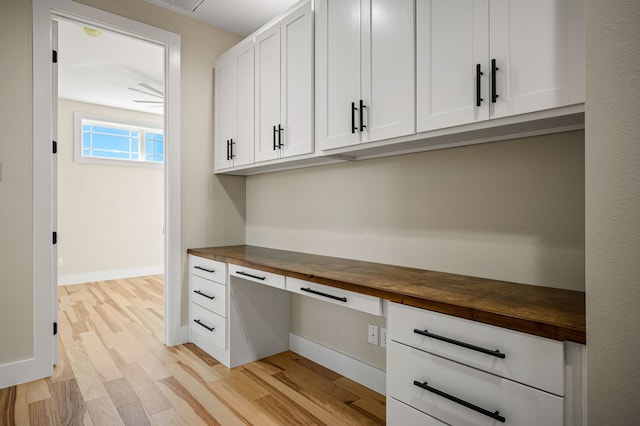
<box><xmin>187</xmin><ymin>245</ymin><xmax>586</xmax><ymax>344</ymax></box>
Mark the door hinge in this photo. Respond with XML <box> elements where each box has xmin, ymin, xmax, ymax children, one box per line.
<box><xmin>52</xmin><ymin>50</ymin><xmax>58</xmax><ymax>63</ymax></box>
<box><xmin>53</xmin><ymin>322</ymin><xmax>58</xmax><ymax>335</ymax></box>
<box><xmin>52</xmin><ymin>232</ymin><xmax>57</xmax><ymax>245</ymax></box>
<box><xmin>52</xmin><ymin>140</ymin><xmax>57</xmax><ymax>154</ymax></box>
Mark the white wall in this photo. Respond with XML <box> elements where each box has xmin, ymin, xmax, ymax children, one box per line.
<box><xmin>247</xmin><ymin>131</ymin><xmax>585</xmax><ymax>369</ymax></box>
<box><xmin>57</xmin><ymin>100</ymin><xmax>164</xmax><ymax>284</ymax></box>
<box><xmin>585</xmin><ymin>0</ymin><xmax>640</xmax><ymax>423</ymax></box>
<box><xmin>0</xmin><ymin>0</ymin><xmax>245</xmax><ymax>367</ymax></box>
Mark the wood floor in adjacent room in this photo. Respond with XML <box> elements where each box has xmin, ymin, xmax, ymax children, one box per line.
<box><xmin>0</xmin><ymin>276</ymin><xmax>385</xmax><ymax>425</ymax></box>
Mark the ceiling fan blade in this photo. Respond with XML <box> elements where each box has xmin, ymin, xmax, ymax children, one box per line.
<box><xmin>139</xmin><ymin>83</ymin><xmax>164</xmax><ymax>96</ymax></box>
<box><xmin>133</xmin><ymin>100</ymin><xmax>164</xmax><ymax>104</ymax></box>
<box><xmin>129</xmin><ymin>87</ymin><xmax>163</xmax><ymax>99</ymax></box>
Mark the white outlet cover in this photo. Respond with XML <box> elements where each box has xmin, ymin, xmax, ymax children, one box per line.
<box><xmin>368</xmin><ymin>324</ymin><xmax>378</xmax><ymax>346</ymax></box>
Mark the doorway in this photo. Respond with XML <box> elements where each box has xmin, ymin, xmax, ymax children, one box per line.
<box><xmin>56</xmin><ymin>18</ymin><xmax>166</xmax><ymax>288</ymax></box>
<box><xmin>31</xmin><ymin>0</ymin><xmax>183</xmax><ymax>385</ymax></box>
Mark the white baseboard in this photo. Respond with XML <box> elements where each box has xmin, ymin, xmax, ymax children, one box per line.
<box><xmin>58</xmin><ymin>265</ymin><xmax>164</xmax><ymax>286</ymax></box>
<box><xmin>289</xmin><ymin>333</ymin><xmax>386</xmax><ymax>395</ymax></box>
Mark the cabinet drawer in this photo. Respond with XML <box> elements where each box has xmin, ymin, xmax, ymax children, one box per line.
<box><xmin>387</xmin><ymin>397</ymin><xmax>448</xmax><ymax>425</ymax></box>
<box><xmin>230</xmin><ymin>265</ymin><xmax>285</xmax><ymax>290</ymax></box>
<box><xmin>189</xmin><ymin>255</ymin><xmax>227</xmax><ymax>284</ymax></box>
<box><xmin>190</xmin><ymin>303</ymin><xmax>226</xmax><ymax>350</ymax></box>
<box><xmin>190</xmin><ymin>275</ymin><xmax>227</xmax><ymax>317</ymax></box>
<box><xmin>286</xmin><ymin>278</ymin><xmax>382</xmax><ymax>316</ymax></box>
<box><xmin>388</xmin><ymin>303</ymin><xmax>564</xmax><ymax>395</ymax></box>
<box><xmin>388</xmin><ymin>341</ymin><xmax>563</xmax><ymax>426</ymax></box>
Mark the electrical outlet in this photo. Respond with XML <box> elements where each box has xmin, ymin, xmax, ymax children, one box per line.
<box><xmin>380</xmin><ymin>327</ymin><xmax>387</xmax><ymax>348</ymax></box>
<box><xmin>368</xmin><ymin>324</ymin><xmax>379</xmax><ymax>346</ymax></box>
<box><xmin>58</xmin><ymin>258</ymin><xmax>63</xmax><ymax>268</ymax></box>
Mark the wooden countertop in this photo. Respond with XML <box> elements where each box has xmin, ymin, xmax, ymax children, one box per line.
<box><xmin>187</xmin><ymin>245</ymin><xmax>586</xmax><ymax>344</ymax></box>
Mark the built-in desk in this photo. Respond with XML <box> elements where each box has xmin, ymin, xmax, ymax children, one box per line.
<box><xmin>187</xmin><ymin>245</ymin><xmax>585</xmax><ymax>343</ymax></box>
<box><xmin>187</xmin><ymin>245</ymin><xmax>586</xmax><ymax>425</ymax></box>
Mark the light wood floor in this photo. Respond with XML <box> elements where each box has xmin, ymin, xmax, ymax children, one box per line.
<box><xmin>0</xmin><ymin>276</ymin><xmax>385</xmax><ymax>425</ymax></box>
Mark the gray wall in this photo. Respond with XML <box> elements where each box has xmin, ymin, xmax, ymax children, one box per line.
<box><xmin>247</xmin><ymin>131</ymin><xmax>585</xmax><ymax>370</ymax></box>
<box><xmin>585</xmin><ymin>0</ymin><xmax>640</xmax><ymax>423</ymax></box>
<box><xmin>0</xmin><ymin>0</ymin><xmax>34</xmax><ymax>364</ymax></box>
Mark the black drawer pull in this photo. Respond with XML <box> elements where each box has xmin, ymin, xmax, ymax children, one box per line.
<box><xmin>351</xmin><ymin>101</ymin><xmax>357</xmax><ymax>134</ymax></box>
<box><xmin>359</xmin><ymin>99</ymin><xmax>366</xmax><ymax>131</ymax></box>
<box><xmin>194</xmin><ymin>319</ymin><xmax>215</xmax><ymax>332</ymax></box>
<box><xmin>413</xmin><ymin>380</ymin><xmax>505</xmax><ymax>423</ymax></box>
<box><xmin>194</xmin><ymin>265</ymin><xmax>215</xmax><ymax>274</ymax></box>
<box><xmin>476</xmin><ymin>63</ymin><xmax>484</xmax><ymax>107</ymax></box>
<box><xmin>413</xmin><ymin>328</ymin><xmax>505</xmax><ymax>359</ymax></box>
<box><xmin>491</xmin><ymin>58</ymin><xmax>499</xmax><ymax>103</ymax></box>
<box><xmin>193</xmin><ymin>290</ymin><xmax>215</xmax><ymax>300</ymax></box>
<box><xmin>300</xmin><ymin>287</ymin><xmax>347</xmax><ymax>302</ymax></box>
<box><xmin>273</xmin><ymin>125</ymin><xmax>278</xmax><ymax>150</ymax></box>
<box><xmin>236</xmin><ymin>271</ymin><xmax>266</xmax><ymax>281</ymax></box>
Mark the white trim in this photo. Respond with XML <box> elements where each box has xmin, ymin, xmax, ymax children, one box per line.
<box><xmin>289</xmin><ymin>333</ymin><xmax>386</xmax><ymax>395</ymax></box>
<box><xmin>59</xmin><ymin>265</ymin><xmax>164</xmax><ymax>286</ymax></box>
<box><xmin>29</xmin><ymin>0</ymin><xmax>183</xmax><ymax>389</ymax></box>
<box><xmin>0</xmin><ymin>359</ymin><xmax>47</xmax><ymax>389</ymax></box>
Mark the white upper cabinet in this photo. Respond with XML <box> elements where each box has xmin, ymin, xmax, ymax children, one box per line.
<box><xmin>417</xmin><ymin>0</ymin><xmax>585</xmax><ymax>133</ymax></box>
<box><xmin>416</xmin><ymin>0</ymin><xmax>489</xmax><ymax>132</ymax></box>
<box><xmin>489</xmin><ymin>0</ymin><xmax>585</xmax><ymax>119</ymax></box>
<box><xmin>214</xmin><ymin>40</ymin><xmax>255</xmax><ymax>171</ymax></box>
<box><xmin>254</xmin><ymin>1</ymin><xmax>314</xmax><ymax>163</ymax></box>
<box><xmin>316</xmin><ymin>0</ymin><xmax>415</xmax><ymax>151</ymax></box>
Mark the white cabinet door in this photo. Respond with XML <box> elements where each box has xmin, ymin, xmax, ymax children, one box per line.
<box><xmin>317</xmin><ymin>0</ymin><xmax>415</xmax><ymax>151</ymax></box>
<box><xmin>214</xmin><ymin>52</ymin><xmax>235</xmax><ymax>171</ymax></box>
<box><xmin>280</xmin><ymin>2</ymin><xmax>314</xmax><ymax>158</ymax></box>
<box><xmin>363</xmin><ymin>0</ymin><xmax>415</xmax><ymax>143</ymax></box>
<box><xmin>316</xmin><ymin>0</ymin><xmax>362</xmax><ymax>150</ymax></box>
<box><xmin>255</xmin><ymin>23</ymin><xmax>282</xmax><ymax>163</ymax></box>
<box><xmin>416</xmin><ymin>0</ymin><xmax>489</xmax><ymax>132</ymax></box>
<box><xmin>234</xmin><ymin>42</ymin><xmax>255</xmax><ymax>167</ymax></box>
<box><xmin>214</xmin><ymin>41</ymin><xmax>255</xmax><ymax>171</ymax></box>
<box><xmin>489</xmin><ymin>0</ymin><xmax>585</xmax><ymax>118</ymax></box>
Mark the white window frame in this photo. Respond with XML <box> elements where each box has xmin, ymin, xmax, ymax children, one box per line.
<box><xmin>74</xmin><ymin>112</ymin><xmax>164</xmax><ymax>167</ymax></box>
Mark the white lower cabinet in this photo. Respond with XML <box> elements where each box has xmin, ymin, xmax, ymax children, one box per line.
<box><xmin>388</xmin><ymin>341</ymin><xmax>563</xmax><ymax>425</ymax></box>
<box><xmin>189</xmin><ymin>255</ymin><xmax>290</xmax><ymax>368</ymax></box>
<box><xmin>387</xmin><ymin>302</ymin><xmax>582</xmax><ymax>425</ymax></box>
<box><xmin>387</xmin><ymin>397</ymin><xmax>448</xmax><ymax>426</ymax></box>
<box><xmin>286</xmin><ymin>277</ymin><xmax>382</xmax><ymax>316</ymax></box>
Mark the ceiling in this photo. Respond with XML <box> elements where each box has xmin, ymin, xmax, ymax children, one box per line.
<box><xmin>58</xmin><ymin>18</ymin><xmax>165</xmax><ymax>115</ymax></box>
<box><xmin>144</xmin><ymin>0</ymin><xmax>299</xmax><ymax>37</ymax></box>
<box><xmin>57</xmin><ymin>0</ymin><xmax>299</xmax><ymax>115</ymax></box>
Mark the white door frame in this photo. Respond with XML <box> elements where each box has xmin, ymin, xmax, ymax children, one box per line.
<box><xmin>31</xmin><ymin>0</ymin><xmax>184</xmax><ymax>380</ymax></box>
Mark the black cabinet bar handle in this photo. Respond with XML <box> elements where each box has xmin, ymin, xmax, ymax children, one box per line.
<box><xmin>277</xmin><ymin>124</ymin><xmax>283</xmax><ymax>148</ymax></box>
<box><xmin>194</xmin><ymin>319</ymin><xmax>215</xmax><ymax>332</ymax></box>
<box><xmin>273</xmin><ymin>125</ymin><xmax>277</xmax><ymax>150</ymax></box>
<box><xmin>301</xmin><ymin>287</ymin><xmax>347</xmax><ymax>302</ymax></box>
<box><xmin>236</xmin><ymin>271</ymin><xmax>266</xmax><ymax>280</ymax></box>
<box><xmin>491</xmin><ymin>59</ymin><xmax>499</xmax><ymax>103</ymax></box>
<box><xmin>226</xmin><ymin>140</ymin><xmax>230</xmax><ymax>161</ymax></box>
<box><xmin>229</xmin><ymin>139</ymin><xmax>235</xmax><ymax>159</ymax></box>
<box><xmin>413</xmin><ymin>381</ymin><xmax>506</xmax><ymax>423</ymax></box>
<box><xmin>351</xmin><ymin>102</ymin><xmax>357</xmax><ymax>134</ymax></box>
<box><xmin>476</xmin><ymin>64</ymin><xmax>484</xmax><ymax>107</ymax></box>
<box><xmin>193</xmin><ymin>290</ymin><xmax>215</xmax><ymax>300</ymax></box>
<box><xmin>194</xmin><ymin>265</ymin><xmax>215</xmax><ymax>273</ymax></box>
<box><xmin>359</xmin><ymin>99</ymin><xmax>366</xmax><ymax>132</ymax></box>
<box><xmin>413</xmin><ymin>328</ymin><xmax>505</xmax><ymax>359</ymax></box>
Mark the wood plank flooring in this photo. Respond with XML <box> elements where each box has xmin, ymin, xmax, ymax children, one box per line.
<box><xmin>0</xmin><ymin>276</ymin><xmax>385</xmax><ymax>425</ymax></box>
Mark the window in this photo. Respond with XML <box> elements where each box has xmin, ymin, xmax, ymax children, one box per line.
<box><xmin>75</xmin><ymin>112</ymin><xmax>164</xmax><ymax>166</ymax></box>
